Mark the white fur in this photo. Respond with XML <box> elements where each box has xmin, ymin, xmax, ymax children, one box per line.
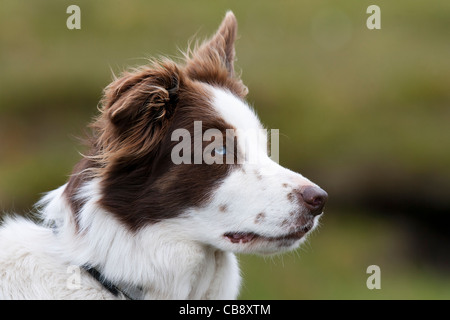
<box><xmin>0</xmin><ymin>180</ymin><xmax>240</xmax><ymax>299</ymax></box>
<box><xmin>0</xmin><ymin>216</ymin><xmax>116</xmax><ymax>299</ymax></box>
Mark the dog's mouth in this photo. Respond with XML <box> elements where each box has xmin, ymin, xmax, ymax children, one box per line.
<box><xmin>224</xmin><ymin>225</ymin><xmax>312</xmax><ymax>245</ymax></box>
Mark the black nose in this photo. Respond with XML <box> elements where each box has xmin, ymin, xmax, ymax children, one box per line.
<box><xmin>301</xmin><ymin>186</ymin><xmax>328</xmax><ymax>216</ymax></box>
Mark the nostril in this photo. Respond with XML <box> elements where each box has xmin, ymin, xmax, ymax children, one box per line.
<box><xmin>301</xmin><ymin>186</ymin><xmax>328</xmax><ymax>216</ymax></box>
<box><xmin>311</xmin><ymin>195</ymin><xmax>324</xmax><ymax>206</ymax></box>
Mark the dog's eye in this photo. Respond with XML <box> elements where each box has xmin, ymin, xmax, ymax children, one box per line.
<box><xmin>215</xmin><ymin>146</ymin><xmax>226</xmax><ymax>155</ymax></box>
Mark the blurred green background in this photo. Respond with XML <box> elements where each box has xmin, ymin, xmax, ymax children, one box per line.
<box><xmin>1</xmin><ymin>1</ymin><xmax>449</xmax><ymax>299</ymax></box>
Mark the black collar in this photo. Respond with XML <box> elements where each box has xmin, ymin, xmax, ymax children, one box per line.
<box><xmin>82</xmin><ymin>265</ymin><xmax>142</xmax><ymax>300</ymax></box>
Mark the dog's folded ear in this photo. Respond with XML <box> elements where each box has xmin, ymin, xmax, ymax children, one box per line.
<box><xmin>94</xmin><ymin>60</ymin><xmax>181</xmax><ymax>162</ymax></box>
<box><xmin>103</xmin><ymin>61</ymin><xmax>180</xmax><ymax>127</ymax></box>
<box><xmin>185</xmin><ymin>11</ymin><xmax>248</xmax><ymax>97</ymax></box>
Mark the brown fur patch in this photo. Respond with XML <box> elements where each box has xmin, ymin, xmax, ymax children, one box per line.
<box><xmin>287</xmin><ymin>189</ymin><xmax>302</xmax><ymax>204</ymax></box>
<box><xmin>287</xmin><ymin>192</ymin><xmax>295</xmax><ymax>202</ymax></box>
<box><xmin>63</xmin><ymin>157</ymin><xmax>97</xmax><ymax>227</ymax></box>
<box><xmin>281</xmin><ymin>218</ymin><xmax>290</xmax><ymax>228</ymax></box>
<box><xmin>254</xmin><ymin>212</ymin><xmax>266</xmax><ymax>224</ymax></box>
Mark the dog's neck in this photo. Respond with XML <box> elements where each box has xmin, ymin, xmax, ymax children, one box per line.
<box><xmin>37</xmin><ymin>180</ymin><xmax>241</xmax><ymax>299</ymax></box>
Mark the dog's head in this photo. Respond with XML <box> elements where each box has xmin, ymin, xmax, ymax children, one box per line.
<box><xmin>66</xmin><ymin>12</ymin><xmax>327</xmax><ymax>255</ymax></box>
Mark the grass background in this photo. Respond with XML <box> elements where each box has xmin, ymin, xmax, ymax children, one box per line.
<box><xmin>1</xmin><ymin>1</ymin><xmax>449</xmax><ymax>299</ymax></box>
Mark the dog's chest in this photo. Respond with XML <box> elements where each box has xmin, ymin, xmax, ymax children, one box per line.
<box><xmin>140</xmin><ymin>249</ymin><xmax>240</xmax><ymax>300</ymax></box>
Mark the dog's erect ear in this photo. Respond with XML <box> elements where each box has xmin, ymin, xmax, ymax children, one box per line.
<box><xmin>185</xmin><ymin>11</ymin><xmax>248</xmax><ymax>97</ymax></box>
<box><xmin>95</xmin><ymin>60</ymin><xmax>181</xmax><ymax>162</ymax></box>
<box><xmin>201</xmin><ymin>10</ymin><xmax>238</xmax><ymax>77</ymax></box>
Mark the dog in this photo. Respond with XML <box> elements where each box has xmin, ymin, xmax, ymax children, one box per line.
<box><xmin>0</xmin><ymin>11</ymin><xmax>327</xmax><ymax>299</ymax></box>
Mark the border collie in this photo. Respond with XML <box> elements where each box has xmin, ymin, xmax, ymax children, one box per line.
<box><xmin>0</xmin><ymin>11</ymin><xmax>327</xmax><ymax>299</ymax></box>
